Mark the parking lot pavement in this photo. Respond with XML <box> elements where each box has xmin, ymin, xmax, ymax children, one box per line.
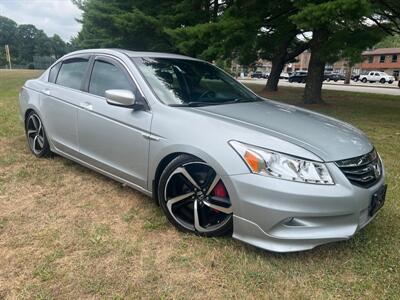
<box><xmin>240</xmin><ymin>79</ymin><xmax>400</xmax><ymax>96</ymax></box>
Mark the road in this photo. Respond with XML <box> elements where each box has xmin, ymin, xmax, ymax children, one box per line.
<box><xmin>240</xmin><ymin>79</ymin><xmax>400</xmax><ymax>96</ymax></box>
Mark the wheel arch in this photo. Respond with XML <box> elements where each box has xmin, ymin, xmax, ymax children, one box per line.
<box><xmin>149</xmin><ymin>146</ymin><xmax>231</xmax><ymax>205</ymax></box>
<box><xmin>24</xmin><ymin>108</ymin><xmax>36</xmax><ymax>123</ymax></box>
<box><xmin>152</xmin><ymin>152</ymin><xmax>184</xmax><ymax>204</ymax></box>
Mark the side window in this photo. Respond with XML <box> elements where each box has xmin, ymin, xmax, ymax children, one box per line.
<box><xmin>48</xmin><ymin>62</ymin><xmax>61</xmax><ymax>83</ymax></box>
<box><xmin>56</xmin><ymin>58</ymin><xmax>89</xmax><ymax>90</ymax></box>
<box><xmin>89</xmin><ymin>60</ymin><xmax>134</xmax><ymax>97</ymax></box>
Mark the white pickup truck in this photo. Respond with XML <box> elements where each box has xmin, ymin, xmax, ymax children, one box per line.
<box><xmin>359</xmin><ymin>71</ymin><xmax>395</xmax><ymax>84</ymax></box>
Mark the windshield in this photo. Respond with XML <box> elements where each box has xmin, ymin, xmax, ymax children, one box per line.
<box><xmin>132</xmin><ymin>57</ymin><xmax>258</xmax><ymax>106</ymax></box>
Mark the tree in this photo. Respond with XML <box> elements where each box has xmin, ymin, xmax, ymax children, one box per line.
<box><xmin>170</xmin><ymin>1</ymin><xmax>309</xmax><ymax>91</ymax></box>
<box><xmin>15</xmin><ymin>24</ymin><xmax>39</xmax><ymax>64</ymax></box>
<box><xmin>255</xmin><ymin>2</ymin><xmax>310</xmax><ymax>91</ymax></box>
<box><xmin>34</xmin><ymin>30</ymin><xmax>52</xmax><ymax>57</ymax></box>
<box><xmin>74</xmin><ymin>0</ymin><xmax>178</xmax><ymax>51</ymax></box>
<box><xmin>51</xmin><ymin>34</ymin><xmax>67</xmax><ymax>58</ymax></box>
<box><xmin>375</xmin><ymin>34</ymin><xmax>400</xmax><ymax>47</ymax></box>
<box><xmin>291</xmin><ymin>0</ymin><xmax>385</xmax><ymax>104</ymax></box>
<box><xmin>1</xmin><ymin>15</ymin><xmax>68</xmax><ymax>67</ymax></box>
<box><xmin>0</xmin><ymin>16</ymin><xmax>18</xmax><ymax>65</ymax></box>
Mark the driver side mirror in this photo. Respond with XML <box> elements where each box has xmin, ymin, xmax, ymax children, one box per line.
<box><xmin>105</xmin><ymin>89</ymin><xmax>144</xmax><ymax>110</ymax></box>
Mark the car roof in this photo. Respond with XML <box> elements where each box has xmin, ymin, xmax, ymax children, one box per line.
<box><xmin>64</xmin><ymin>48</ymin><xmax>199</xmax><ymax>61</ymax></box>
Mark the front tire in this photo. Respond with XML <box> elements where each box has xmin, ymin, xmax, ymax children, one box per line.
<box><xmin>380</xmin><ymin>78</ymin><xmax>386</xmax><ymax>84</ymax></box>
<box><xmin>158</xmin><ymin>154</ymin><xmax>233</xmax><ymax>237</ymax></box>
<box><xmin>25</xmin><ymin>111</ymin><xmax>51</xmax><ymax>157</ymax></box>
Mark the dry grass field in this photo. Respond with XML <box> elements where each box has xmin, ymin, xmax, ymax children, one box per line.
<box><xmin>0</xmin><ymin>70</ymin><xmax>399</xmax><ymax>299</ymax></box>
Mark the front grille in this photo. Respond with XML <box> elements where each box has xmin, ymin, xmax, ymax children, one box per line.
<box><xmin>335</xmin><ymin>149</ymin><xmax>382</xmax><ymax>188</ymax></box>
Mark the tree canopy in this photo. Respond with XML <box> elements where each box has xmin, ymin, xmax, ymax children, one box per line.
<box><xmin>0</xmin><ymin>15</ymin><xmax>69</xmax><ymax>68</ymax></box>
<box><xmin>3</xmin><ymin>0</ymin><xmax>400</xmax><ymax>103</ymax></box>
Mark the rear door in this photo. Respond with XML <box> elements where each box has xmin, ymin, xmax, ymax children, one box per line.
<box><xmin>41</xmin><ymin>55</ymin><xmax>91</xmax><ymax>156</ymax></box>
<box><xmin>76</xmin><ymin>55</ymin><xmax>152</xmax><ymax>188</ymax></box>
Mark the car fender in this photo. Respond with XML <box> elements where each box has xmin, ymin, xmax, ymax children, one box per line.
<box><xmin>148</xmin><ymin>142</ymin><xmax>245</xmax><ymax>191</ymax></box>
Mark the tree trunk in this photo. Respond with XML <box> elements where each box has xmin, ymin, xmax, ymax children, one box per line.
<box><xmin>264</xmin><ymin>34</ymin><xmax>310</xmax><ymax>92</ymax></box>
<box><xmin>303</xmin><ymin>30</ymin><xmax>327</xmax><ymax>104</ymax></box>
<box><xmin>265</xmin><ymin>54</ymin><xmax>285</xmax><ymax>92</ymax></box>
<box><xmin>344</xmin><ymin>64</ymin><xmax>352</xmax><ymax>85</ymax></box>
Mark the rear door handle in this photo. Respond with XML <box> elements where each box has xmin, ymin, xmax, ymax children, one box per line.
<box><xmin>80</xmin><ymin>102</ymin><xmax>93</xmax><ymax>111</ymax></box>
<box><xmin>41</xmin><ymin>89</ymin><xmax>51</xmax><ymax>96</ymax></box>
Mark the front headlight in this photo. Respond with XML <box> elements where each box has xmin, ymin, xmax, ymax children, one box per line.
<box><xmin>229</xmin><ymin>141</ymin><xmax>334</xmax><ymax>185</ymax></box>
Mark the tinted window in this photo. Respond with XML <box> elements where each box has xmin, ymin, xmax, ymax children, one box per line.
<box><xmin>56</xmin><ymin>58</ymin><xmax>89</xmax><ymax>90</ymax></box>
<box><xmin>89</xmin><ymin>60</ymin><xmax>133</xmax><ymax>97</ymax></box>
<box><xmin>392</xmin><ymin>54</ymin><xmax>397</xmax><ymax>63</ymax></box>
<box><xmin>48</xmin><ymin>62</ymin><xmax>61</xmax><ymax>83</ymax></box>
<box><xmin>132</xmin><ymin>57</ymin><xmax>257</xmax><ymax>106</ymax></box>
<box><xmin>380</xmin><ymin>55</ymin><xmax>385</xmax><ymax>63</ymax></box>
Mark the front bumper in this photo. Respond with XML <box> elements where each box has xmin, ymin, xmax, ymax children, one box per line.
<box><xmin>224</xmin><ymin>162</ymin><xmax>386</xmax><ymax>252</ymax></box>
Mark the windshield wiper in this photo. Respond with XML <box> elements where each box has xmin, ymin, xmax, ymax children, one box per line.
<box><xmin>222</xmin><ymin>97</ymin><xmax>261</xmax><ymax>104</ymax></box>
<box><xmin>169</xmin><ymin>101</ymin><xmax>226</xmax><ymax>107</ymax></box>
<box><xmin>169</xmin><ymin>98</ymin><xmax>261</xmax><ymax>107</ymax></box>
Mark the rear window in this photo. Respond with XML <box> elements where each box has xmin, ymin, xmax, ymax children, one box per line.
<box><xmin>48</xmin><ymin>62</ymin><xmax>61</xmax><ymax>83</ymax></box>
<box><xmin>56</xmin><ymin>58</ymin><xmax>89</xmax><ymax>90</ymax></box>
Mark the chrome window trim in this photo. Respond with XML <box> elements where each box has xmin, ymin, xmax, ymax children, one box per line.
<box><xmin>43</xmin><ymin>52</ymin><xmax>151</xmax><ymax>111</ymax></box>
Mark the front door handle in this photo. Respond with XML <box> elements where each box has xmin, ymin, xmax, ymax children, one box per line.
<box><xmin>41</xmin><ymin>89</ymin><xmax>51</xmax><ymax>96</ymax></box>
<box><xmin>80</xmin><ymin>102</ymin><xmax>93</xmax><ymax>111</ymax></box>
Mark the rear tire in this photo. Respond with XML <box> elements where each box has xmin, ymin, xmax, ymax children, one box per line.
<box><xmin>158</xmin><ymin>154</ymin><xmax>233</xmax><ymax>237</ymax></box>
<box><xmin>361</xmin><ymin>78</ymin><xmax>367</xmax><ymax>83</ymax></box>
<box><xmin>380</xmin><ymin>78</ymin><xmax>386</xmax><ymax>84</ymax></box>
<box><xmin>25</xmin><ymin>111</ymin><xmax>51</xmax><ymax>158</ymax></box>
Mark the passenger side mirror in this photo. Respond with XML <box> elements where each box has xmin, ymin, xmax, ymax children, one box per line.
<box><xmin>105</xmin><ymin>89</ymin><xmax>144</xmax><ymax>110</ymax></box>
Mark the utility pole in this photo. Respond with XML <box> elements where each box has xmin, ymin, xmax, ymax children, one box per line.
<box><xmin>5</xmin><ymin>45</ymin><xmax>12</xmax><ymax>70</ymax></box>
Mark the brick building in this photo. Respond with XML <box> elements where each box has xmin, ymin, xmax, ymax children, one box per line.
<box><xmin>361</xmin><ymin>48</ymin><xmax>400</xmax><ymax>78</ymax></box>
<box><xmin>231</xmin><ymin>47</ymin><xmax>400</xmax><ymax>78</ymax></box>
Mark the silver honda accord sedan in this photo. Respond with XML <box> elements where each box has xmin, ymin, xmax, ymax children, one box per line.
<box><xmin>19</xmin><ymin>49</ymin><xmax>387</xmax><ymax>252</ymax></box>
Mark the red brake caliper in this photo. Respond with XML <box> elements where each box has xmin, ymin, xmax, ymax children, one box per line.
<box><xmin>212</xmin><ymin>181</ymin><xmax>227</xmax><ymax>198</ymax></box>
<box><xmin>211</xmin><ymin>181</ymin><xmax>228</xmax><ymax>213</ymax></box>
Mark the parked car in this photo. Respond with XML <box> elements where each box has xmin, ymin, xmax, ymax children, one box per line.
<box><xmin>251</xmin><ymin>71</ymin><xmax>268</xmax><ymax>79</ymax></box>
<box><xmin>280</xmin><ymin>72</ymin><xmax>290</xmax><ymax>79</ymax></box>
<box><xmin>351</xmin><ymin>74</ymin><xmax>361</xmax><ymax>82</ymax></box>
<box><xmin>19</xmin><ymin>49</ymin><xmax>386</xmax><ymax>252</ymax></box>
<box><xmin>324</xmin><ymin>72</ymin><xmax>345</xmax><ymax>82</ymax></box>
<box><xmin>288</xmin><ymin>71</ymin><xmax>307</xmax><ymax>83</ymax></box>
<box><xmin>359</xmin><ymin>71</ymin><xmax>395</xmax><ymax>84</ymax></box>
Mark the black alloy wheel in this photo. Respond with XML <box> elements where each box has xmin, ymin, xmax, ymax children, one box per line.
<box><xmin>158</xmin><ymin>155</ymin><xmax>233</xmax><ymax>236</ymax></box>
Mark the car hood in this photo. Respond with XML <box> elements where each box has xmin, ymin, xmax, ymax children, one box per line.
<box><xmin>194</xmin><ymin>100</ymin><xmax>373</xmax><ymax>161</ymax></box>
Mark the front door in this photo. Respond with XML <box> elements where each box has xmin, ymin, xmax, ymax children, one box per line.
<box><xmin>77</xmin><ymin>56</ymin><xmax>152</xmax><ymax>189</ymax></box>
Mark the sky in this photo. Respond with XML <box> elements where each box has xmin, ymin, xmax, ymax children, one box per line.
<box><xmin>0</xmin><ymin>0</ymin><xmax>82</xmax><ymax>41</ymax></box>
